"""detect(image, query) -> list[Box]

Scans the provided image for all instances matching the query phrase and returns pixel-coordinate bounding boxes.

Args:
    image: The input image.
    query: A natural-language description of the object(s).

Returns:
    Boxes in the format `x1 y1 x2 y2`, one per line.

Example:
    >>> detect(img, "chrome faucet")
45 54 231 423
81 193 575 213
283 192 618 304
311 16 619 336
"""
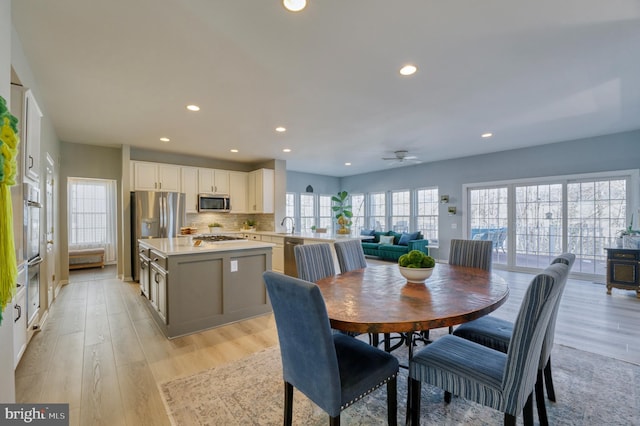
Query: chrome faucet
281 216 295 234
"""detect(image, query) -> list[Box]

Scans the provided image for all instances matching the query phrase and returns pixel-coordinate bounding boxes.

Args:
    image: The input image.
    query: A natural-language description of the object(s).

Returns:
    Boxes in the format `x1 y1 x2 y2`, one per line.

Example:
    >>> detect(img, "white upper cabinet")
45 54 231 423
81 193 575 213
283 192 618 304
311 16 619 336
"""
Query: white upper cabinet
228 171 248 213
132 161 181 191
180 167 199 213
197 168 230 194
248 168 274 214
11 86 42 182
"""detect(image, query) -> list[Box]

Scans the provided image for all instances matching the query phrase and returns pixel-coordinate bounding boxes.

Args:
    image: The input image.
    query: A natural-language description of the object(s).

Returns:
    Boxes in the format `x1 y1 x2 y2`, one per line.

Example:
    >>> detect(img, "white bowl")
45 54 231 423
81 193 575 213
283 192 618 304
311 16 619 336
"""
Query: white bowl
399 265 434 283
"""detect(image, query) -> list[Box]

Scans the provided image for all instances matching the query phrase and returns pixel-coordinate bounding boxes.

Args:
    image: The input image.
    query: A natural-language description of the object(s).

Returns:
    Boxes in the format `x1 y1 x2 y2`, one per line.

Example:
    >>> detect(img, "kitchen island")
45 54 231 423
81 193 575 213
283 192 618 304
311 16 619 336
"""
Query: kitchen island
238 231 366 276
138 237 273 338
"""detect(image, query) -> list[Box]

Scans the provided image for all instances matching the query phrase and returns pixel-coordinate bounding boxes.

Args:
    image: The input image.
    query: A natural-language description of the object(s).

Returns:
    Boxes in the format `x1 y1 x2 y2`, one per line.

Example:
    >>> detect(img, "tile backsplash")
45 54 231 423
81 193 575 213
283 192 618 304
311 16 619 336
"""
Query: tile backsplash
186 213 275 233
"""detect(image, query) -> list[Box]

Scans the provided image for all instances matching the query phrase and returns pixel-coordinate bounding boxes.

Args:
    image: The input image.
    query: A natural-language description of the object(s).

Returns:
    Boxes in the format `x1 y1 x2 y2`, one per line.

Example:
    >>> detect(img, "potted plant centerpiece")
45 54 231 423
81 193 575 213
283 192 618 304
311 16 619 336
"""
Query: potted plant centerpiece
398 250 436 283
243 219 257 231
332 190 353 234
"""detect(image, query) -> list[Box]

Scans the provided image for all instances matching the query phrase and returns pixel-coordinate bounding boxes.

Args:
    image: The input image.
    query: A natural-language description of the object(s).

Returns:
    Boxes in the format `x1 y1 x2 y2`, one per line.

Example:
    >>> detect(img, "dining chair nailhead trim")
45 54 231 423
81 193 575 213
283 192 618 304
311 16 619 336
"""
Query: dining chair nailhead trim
340 373 397 410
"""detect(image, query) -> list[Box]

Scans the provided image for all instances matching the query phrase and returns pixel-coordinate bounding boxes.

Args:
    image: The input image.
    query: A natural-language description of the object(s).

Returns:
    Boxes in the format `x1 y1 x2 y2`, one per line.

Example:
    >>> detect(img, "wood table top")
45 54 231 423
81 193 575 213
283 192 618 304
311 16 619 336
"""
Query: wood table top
315 263 509 334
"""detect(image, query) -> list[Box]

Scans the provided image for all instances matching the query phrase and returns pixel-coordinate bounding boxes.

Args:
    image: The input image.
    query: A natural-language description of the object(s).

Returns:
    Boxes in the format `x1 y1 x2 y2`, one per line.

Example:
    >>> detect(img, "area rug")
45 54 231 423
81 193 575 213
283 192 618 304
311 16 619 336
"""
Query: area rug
161 343 640 425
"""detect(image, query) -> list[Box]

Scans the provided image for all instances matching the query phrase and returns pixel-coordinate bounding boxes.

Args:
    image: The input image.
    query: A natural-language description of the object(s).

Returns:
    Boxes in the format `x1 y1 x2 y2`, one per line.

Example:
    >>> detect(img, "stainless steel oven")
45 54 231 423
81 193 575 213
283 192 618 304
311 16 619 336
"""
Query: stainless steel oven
24 182 42 325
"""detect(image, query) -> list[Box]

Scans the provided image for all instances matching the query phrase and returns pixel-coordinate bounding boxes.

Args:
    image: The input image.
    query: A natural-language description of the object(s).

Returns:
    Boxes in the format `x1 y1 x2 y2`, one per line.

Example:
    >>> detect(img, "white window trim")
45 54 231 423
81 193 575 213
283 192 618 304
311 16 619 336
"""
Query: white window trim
463 169 640 239
462 169 640 279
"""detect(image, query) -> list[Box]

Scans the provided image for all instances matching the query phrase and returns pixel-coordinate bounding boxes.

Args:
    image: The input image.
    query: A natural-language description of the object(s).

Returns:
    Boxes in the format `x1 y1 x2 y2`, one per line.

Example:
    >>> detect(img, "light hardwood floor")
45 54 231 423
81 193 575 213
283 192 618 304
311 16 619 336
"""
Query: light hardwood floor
15 263 640 425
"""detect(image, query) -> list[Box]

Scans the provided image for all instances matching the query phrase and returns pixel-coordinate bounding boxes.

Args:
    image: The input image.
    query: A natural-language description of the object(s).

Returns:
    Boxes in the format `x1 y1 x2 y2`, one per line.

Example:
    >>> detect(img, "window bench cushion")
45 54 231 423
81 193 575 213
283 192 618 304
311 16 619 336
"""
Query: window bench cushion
69 248 105 269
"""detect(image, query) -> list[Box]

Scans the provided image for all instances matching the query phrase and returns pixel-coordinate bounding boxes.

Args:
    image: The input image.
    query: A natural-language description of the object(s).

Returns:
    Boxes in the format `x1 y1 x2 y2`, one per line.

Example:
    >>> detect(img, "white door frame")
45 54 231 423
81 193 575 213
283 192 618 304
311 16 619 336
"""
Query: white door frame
45 153 57 306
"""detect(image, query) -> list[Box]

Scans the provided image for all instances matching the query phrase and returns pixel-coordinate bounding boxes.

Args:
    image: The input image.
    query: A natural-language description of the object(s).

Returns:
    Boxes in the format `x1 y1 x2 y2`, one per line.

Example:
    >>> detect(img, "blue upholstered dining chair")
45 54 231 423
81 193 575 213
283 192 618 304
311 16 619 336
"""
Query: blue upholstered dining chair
294 243 336 282
334 239 367 273
452 253 575 425
263 271 399 426
408 262 570 426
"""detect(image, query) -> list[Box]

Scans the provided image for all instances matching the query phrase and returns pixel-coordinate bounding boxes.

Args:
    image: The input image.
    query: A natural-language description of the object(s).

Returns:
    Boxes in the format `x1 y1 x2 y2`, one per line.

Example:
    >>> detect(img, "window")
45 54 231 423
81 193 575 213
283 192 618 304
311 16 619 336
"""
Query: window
515 184 562 269
469 186 509 264
391 190 410 233
416 188 439 243
350 193 365 235
567 178 627 275
285 192 295 218
300 193 315 231
369 192 386 231
318 195 333 231
68 178 117 262
465 171 635 278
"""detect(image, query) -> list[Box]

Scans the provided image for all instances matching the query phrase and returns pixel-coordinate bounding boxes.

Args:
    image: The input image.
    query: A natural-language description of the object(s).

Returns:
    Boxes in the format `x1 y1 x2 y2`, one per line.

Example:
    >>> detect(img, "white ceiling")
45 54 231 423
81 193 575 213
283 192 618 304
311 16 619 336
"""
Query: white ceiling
11 0 640 177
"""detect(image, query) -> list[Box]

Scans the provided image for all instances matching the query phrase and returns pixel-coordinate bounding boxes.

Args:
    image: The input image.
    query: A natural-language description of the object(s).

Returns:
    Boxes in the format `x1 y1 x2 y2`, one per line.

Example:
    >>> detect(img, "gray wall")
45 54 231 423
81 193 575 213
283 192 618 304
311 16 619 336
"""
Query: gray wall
335 130 640 259
60 142 122 282
286 171 341 195
11 24 62 308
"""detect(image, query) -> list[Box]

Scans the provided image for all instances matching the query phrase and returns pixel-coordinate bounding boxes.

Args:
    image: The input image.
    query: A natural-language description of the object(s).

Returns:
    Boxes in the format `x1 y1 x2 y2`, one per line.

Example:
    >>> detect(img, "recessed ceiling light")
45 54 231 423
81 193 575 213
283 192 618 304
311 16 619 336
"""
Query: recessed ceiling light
160 137 170 142
230 149 239 153
186 104 200 111
345 162 352 166
282 148 292 153
275 126 287 132
283 0 306 12
399 64 417 76
481 132 493 138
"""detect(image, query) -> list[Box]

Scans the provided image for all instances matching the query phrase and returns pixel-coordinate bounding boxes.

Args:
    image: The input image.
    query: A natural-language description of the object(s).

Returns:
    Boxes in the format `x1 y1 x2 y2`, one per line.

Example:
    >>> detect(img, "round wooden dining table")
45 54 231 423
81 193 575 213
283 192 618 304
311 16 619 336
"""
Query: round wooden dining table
314 263 509 335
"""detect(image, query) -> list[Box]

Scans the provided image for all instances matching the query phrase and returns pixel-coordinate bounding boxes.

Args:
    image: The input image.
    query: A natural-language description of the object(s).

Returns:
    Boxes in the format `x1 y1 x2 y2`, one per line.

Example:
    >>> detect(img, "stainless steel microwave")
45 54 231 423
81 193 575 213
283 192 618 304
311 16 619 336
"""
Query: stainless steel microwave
198 194 230 212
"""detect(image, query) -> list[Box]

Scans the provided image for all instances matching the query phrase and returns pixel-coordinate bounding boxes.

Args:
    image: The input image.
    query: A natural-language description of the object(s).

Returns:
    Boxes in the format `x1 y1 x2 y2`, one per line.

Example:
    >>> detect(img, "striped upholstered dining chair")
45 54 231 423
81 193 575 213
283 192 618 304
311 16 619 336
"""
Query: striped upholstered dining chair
408 262 570 426
422 238 494 337
333 239 367 273
294 243 336 282
448 239 493 270
452 253 575 425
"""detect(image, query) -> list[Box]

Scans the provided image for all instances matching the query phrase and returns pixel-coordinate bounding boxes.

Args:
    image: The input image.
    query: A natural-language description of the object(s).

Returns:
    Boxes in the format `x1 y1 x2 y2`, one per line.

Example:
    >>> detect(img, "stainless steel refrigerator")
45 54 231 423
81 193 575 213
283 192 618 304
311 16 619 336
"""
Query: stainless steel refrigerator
131 191 185 281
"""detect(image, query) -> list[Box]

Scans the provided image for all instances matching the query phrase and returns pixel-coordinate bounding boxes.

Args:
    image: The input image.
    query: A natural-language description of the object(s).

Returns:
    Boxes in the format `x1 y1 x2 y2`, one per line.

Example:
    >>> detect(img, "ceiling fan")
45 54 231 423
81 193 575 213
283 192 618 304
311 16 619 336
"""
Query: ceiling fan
382 150 421 166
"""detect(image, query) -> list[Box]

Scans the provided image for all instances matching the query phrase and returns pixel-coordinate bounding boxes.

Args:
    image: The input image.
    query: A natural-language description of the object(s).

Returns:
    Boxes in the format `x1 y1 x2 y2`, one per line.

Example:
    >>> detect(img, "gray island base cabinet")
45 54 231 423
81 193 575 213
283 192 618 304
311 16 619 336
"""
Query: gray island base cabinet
139 239 273 338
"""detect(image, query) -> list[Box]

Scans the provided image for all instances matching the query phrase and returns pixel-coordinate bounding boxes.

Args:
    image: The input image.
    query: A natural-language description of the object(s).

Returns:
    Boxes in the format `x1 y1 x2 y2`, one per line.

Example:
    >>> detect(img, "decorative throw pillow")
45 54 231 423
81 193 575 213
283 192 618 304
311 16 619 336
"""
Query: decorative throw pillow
373 231 388 243
389 231 403 245
379 235 395 245
360 229 375 236
398 231 421 246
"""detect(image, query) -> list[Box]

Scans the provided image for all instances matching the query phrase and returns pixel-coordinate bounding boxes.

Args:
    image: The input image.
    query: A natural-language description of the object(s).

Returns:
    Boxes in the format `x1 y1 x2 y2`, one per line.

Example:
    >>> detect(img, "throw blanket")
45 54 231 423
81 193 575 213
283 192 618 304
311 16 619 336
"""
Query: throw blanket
0 95 20 324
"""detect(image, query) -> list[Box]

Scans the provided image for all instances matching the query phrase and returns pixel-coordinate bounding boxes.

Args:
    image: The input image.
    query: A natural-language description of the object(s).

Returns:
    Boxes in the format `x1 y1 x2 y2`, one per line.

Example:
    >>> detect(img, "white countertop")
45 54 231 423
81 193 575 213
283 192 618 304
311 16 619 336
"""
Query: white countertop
139 237 274 256
249 231 366 242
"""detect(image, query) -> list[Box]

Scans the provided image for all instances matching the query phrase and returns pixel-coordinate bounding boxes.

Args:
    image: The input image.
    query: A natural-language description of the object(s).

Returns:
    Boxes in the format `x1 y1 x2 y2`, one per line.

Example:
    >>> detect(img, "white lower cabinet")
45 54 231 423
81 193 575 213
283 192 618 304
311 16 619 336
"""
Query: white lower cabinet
150 251 168 324
260 235 284 272
13 283 27 369
272 238 284 273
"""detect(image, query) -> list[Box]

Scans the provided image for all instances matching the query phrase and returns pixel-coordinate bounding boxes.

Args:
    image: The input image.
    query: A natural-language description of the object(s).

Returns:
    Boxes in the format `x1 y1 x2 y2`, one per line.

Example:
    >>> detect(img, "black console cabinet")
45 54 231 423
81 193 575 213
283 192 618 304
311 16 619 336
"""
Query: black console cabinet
605 248 640 298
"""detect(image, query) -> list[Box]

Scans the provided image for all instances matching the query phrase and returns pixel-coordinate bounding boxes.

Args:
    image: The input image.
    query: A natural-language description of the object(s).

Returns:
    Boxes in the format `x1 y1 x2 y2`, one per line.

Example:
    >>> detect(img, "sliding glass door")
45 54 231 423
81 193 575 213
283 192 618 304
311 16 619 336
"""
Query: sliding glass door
567 178 626 275
514 183 563 269
466 172 634 278
468 187 508 265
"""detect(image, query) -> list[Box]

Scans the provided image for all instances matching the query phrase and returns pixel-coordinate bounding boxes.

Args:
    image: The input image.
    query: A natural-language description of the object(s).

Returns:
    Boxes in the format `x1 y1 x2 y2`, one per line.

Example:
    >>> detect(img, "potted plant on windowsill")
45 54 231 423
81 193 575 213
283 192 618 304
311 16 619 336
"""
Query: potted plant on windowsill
332 190 353 235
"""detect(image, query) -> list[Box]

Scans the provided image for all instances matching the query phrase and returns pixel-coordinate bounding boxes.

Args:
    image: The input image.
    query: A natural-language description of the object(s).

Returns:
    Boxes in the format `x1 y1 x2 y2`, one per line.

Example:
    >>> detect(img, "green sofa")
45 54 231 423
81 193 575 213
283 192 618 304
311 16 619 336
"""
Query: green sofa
360 230 429 261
